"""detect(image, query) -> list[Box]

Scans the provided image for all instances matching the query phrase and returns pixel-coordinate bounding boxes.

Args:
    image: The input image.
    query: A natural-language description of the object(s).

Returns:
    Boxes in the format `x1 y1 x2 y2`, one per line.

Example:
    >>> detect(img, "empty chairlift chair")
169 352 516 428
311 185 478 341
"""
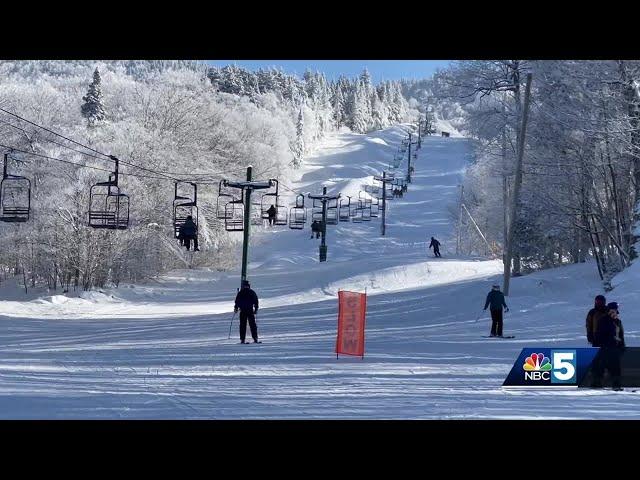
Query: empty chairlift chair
216 180 235 220
88 157 129 230
288 194 307 230
0 153 31 223
224 198 244 231
325 198 338 225
339 196 352 222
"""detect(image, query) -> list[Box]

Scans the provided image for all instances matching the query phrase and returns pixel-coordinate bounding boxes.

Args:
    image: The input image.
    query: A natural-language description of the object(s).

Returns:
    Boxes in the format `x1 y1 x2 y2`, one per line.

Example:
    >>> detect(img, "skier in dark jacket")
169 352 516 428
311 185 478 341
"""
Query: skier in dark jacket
234 280 260 344
484 284 509 337
586 295 608 346
310 220 321 239
429 237 441 257
266 205 277 226
591 302 625 390
178 216 199 251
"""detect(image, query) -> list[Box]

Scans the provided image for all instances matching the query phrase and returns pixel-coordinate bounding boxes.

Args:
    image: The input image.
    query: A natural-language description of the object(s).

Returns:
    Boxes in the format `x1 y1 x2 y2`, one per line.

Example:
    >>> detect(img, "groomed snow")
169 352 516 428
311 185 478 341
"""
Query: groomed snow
1 125 638 419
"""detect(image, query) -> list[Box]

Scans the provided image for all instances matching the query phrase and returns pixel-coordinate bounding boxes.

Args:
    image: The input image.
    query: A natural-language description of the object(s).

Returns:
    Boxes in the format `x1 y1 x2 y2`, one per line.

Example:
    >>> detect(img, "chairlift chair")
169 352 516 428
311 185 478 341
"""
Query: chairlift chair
275 202 288 225
0 168 31 223
260 179 280 219
88 158 130 230
288 194 307 230
325 198 338 225
0 180 31 222
339 196 351 222
173 182 198 239
216 180 235 219
224 199 245 231
311 197 324 223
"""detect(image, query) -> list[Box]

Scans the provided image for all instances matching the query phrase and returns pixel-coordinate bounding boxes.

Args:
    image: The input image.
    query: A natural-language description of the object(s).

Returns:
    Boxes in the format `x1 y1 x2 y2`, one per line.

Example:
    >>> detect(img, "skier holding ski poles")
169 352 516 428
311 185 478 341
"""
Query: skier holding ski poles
483 284 509 337
234 280 261 344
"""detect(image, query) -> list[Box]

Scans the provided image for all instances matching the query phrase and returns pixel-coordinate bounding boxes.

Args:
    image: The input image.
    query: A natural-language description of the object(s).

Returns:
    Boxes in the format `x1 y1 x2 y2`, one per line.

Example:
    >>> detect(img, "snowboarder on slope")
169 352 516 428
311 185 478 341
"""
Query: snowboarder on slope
586 295 608 346
429 237 441 257
234 280 260 344
484 284 509 337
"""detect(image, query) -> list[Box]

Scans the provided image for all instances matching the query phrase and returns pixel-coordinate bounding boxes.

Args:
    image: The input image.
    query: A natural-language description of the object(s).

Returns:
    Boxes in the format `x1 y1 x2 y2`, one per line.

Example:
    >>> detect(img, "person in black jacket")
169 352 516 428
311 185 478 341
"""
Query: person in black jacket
592 302 625 390
429 237 441 257
310 220 321 239
234 280 260 344
484 284 509 337
586 295 608 346
178 216 199 251
266 205 277 226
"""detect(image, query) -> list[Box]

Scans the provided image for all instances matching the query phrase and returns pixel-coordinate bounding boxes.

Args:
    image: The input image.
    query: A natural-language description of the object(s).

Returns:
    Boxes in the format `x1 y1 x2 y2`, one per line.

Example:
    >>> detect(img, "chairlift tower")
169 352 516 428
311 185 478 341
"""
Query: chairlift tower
307 186 340 262
222 166 274 287
374 171 395 236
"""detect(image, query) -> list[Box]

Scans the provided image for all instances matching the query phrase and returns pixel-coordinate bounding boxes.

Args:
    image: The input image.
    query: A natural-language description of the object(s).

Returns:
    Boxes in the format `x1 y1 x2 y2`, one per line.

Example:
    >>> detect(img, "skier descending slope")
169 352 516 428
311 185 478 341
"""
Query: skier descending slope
429 237 441 258
234 280 261 344
483 284 509 337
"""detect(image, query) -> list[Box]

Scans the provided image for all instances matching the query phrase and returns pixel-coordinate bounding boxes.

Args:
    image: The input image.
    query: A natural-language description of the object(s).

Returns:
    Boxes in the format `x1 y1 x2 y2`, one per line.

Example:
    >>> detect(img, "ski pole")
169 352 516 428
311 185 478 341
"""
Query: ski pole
227 311 237 339
475 310 485 322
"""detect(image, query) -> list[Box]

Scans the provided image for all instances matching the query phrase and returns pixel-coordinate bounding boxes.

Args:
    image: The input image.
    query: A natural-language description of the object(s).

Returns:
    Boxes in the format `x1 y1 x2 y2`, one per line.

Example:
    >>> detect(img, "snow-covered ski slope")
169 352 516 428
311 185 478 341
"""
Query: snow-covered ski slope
1 125 639 419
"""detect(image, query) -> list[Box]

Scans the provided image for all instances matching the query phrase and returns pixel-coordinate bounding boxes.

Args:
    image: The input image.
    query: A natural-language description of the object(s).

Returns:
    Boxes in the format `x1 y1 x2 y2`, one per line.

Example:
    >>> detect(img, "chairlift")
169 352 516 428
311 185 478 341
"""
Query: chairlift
0 153 31 223
251 201 263 226
216 180 235 219
288 194 307 230
260 179 280 219
311 197 324 223
88 157 129 230
224 199 244 231
339 196 352 222
173 182 198 239
326 198 338 225
275 202 288 226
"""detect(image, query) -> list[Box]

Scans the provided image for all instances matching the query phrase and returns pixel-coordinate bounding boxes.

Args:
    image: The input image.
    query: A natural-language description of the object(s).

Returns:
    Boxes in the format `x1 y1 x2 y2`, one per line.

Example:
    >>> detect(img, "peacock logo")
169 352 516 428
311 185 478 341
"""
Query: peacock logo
523 353 552 380
523 353 552 371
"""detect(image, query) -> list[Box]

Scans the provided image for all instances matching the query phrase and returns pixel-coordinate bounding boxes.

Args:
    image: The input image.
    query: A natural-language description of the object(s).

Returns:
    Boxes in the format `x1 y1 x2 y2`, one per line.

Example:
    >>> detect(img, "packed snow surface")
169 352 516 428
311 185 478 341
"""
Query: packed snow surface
1 125 638 418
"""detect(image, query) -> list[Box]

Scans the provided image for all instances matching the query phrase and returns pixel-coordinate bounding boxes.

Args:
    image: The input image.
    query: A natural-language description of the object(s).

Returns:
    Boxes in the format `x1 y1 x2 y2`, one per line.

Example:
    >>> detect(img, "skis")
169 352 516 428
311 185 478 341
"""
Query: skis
239 341 262 344
482 335 515 339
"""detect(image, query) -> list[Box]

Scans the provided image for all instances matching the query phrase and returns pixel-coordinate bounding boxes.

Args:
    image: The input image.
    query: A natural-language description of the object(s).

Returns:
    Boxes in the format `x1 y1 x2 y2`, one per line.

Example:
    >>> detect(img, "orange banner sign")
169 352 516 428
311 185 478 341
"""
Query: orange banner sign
336 290 367 358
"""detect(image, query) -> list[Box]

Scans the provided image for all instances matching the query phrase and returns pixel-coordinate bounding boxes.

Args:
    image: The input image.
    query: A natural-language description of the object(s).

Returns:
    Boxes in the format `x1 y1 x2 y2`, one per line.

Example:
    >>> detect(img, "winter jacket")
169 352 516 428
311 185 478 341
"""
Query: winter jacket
179 218 197 237
594 314 622 348
586 306 609 345
234 288 259 313
429 238 440 249
484 290 508 311
266 206 277 218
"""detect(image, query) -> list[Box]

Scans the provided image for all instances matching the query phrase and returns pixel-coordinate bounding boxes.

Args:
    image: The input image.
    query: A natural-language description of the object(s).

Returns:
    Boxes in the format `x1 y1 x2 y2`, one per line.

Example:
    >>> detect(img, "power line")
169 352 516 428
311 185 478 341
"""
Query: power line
0 143 174 181
0 107 249 181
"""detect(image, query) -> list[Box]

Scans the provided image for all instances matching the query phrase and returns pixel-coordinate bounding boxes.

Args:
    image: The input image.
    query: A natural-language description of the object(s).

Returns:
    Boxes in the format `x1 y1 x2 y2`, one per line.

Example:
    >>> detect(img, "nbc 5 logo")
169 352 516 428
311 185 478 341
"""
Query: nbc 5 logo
523 350 576 383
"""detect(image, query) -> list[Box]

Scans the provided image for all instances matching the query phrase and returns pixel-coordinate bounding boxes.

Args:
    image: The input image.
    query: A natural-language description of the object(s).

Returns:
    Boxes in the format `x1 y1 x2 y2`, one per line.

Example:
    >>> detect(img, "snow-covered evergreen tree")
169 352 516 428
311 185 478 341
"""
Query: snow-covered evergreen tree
292 108 305 167
81 68 106 126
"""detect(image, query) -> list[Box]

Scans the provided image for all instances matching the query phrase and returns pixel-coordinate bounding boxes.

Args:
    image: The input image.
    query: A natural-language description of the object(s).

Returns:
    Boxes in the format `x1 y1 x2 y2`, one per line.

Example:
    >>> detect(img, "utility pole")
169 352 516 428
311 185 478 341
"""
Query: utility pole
456 184 464 255
417 118 422 149
503 72 533 296
374 171 395 236
407 132 412 183
223 166 273 287
308 186 340 262
241 167 252 283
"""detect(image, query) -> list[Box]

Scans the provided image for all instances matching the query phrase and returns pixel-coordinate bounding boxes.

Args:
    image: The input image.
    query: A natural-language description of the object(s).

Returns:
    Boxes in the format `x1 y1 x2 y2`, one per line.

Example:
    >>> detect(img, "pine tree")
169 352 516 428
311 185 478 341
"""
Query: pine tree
292 108 305 167
81 68 106 126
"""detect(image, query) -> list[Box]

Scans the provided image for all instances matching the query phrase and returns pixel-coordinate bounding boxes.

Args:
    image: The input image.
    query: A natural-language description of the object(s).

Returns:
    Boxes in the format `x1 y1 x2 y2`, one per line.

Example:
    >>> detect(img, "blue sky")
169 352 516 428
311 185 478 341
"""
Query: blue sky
206 60 452 83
